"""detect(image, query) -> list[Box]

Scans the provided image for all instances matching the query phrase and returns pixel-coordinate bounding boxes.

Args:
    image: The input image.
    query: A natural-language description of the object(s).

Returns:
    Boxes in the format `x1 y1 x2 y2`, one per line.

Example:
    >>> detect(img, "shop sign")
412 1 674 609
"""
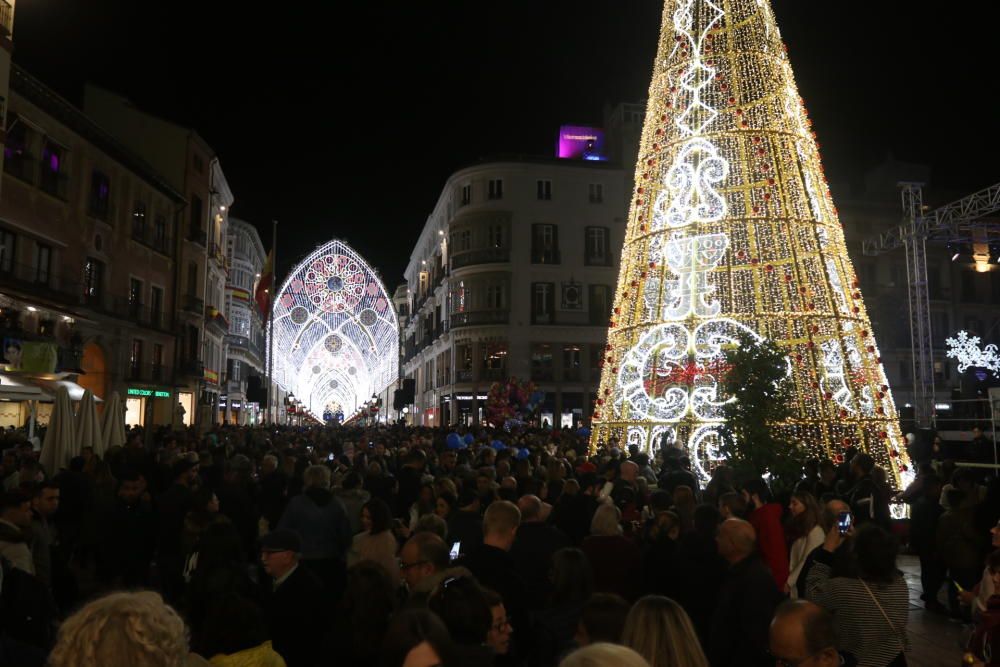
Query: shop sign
127 388 170 398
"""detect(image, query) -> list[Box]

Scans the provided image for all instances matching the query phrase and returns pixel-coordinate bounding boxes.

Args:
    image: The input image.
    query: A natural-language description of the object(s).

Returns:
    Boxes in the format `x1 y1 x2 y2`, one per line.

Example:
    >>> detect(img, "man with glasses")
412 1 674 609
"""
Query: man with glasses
769 599 856 667
399 532 452 605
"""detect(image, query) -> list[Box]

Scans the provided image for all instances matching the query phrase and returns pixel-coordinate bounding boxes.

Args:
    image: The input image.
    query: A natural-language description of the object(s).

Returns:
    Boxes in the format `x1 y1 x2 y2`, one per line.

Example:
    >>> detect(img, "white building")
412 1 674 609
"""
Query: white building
401 157 625 427
223 217 266 424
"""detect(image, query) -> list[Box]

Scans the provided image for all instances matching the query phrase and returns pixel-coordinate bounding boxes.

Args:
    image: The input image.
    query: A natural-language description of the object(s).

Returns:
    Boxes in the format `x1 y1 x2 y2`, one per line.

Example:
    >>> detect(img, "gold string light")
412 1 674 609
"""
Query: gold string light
590 0 912 489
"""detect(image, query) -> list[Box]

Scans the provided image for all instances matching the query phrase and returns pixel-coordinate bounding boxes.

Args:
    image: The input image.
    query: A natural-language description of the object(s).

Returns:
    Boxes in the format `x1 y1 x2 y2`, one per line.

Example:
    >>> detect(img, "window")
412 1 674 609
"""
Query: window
488 179 503 200
39 140 66 198
531 343 554 381
531 224 560 264
461 184 472 206
34 244 51 285
153 215 167 251
563 345 582 381
537 179 552 201
130 339 143 378
83 258 104 304
482 342 507 375
88 170 111 221
152 343 164 380
188 262 199 296
588 284 612 325
585 227 611 265
129 278 143 318
150 286 164 328
3 118 32 183
191 195 204 235
193 155 204 174
450 229 472 253
485 283 505 309
589 344 603 381
488 223 505 248
589 183 604 204
532 282 555 324
132 201 147 240
187 324 200 360
0 229 14 274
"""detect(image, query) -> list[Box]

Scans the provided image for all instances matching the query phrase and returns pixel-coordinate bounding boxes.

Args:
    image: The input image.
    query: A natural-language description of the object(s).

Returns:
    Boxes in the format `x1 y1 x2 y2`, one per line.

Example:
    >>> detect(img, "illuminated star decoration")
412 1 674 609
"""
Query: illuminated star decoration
945 330 1000 376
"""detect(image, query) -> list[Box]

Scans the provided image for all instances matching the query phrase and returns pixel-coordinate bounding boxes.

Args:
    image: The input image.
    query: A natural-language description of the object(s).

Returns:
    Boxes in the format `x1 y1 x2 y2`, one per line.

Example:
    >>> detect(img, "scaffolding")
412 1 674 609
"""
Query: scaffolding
862 182 1000 427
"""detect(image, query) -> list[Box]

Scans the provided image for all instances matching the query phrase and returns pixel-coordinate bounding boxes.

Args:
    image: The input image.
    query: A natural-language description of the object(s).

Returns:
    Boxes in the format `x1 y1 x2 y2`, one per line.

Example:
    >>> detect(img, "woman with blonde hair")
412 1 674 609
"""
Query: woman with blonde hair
48 590 209 667
560 642 651 667
621 595 708 667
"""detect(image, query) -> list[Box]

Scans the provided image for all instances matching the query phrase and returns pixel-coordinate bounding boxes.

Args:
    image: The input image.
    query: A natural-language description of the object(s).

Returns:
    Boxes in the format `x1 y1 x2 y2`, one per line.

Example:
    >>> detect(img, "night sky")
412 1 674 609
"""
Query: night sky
13 1 1000 284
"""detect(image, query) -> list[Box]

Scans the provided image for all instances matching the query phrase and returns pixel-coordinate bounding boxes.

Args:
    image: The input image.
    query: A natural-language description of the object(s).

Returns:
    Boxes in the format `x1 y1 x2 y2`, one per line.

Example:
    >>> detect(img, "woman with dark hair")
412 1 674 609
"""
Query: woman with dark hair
409 483 438 532
327 561 398 667
807 522 909 667
674 505 726 644
786 490 824 598
349 498 401 588
379 608 457 667
534 548 595 665
435 492 457 522
200 593 285 665
427 575 494 666
184 520 254 653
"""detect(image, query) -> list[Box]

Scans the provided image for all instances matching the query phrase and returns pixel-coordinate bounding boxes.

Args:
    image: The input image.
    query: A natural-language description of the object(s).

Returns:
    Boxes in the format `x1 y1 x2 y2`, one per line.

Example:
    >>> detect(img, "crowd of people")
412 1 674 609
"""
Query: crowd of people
0 421 997 666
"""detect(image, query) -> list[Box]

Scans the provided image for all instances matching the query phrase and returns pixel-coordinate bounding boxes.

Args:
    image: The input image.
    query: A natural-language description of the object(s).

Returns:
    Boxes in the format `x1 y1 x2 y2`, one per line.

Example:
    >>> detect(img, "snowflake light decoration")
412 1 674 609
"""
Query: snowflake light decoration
945 330 1000 376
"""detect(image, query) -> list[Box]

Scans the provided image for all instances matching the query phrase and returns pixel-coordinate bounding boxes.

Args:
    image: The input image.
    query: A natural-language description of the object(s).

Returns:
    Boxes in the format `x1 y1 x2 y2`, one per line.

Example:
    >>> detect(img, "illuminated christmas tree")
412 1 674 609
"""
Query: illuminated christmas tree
591 0 913 488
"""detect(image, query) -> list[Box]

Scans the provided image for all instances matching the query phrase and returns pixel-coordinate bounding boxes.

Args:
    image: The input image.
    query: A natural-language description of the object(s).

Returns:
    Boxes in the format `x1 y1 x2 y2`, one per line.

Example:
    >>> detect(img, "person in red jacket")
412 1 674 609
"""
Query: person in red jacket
743 478 789 589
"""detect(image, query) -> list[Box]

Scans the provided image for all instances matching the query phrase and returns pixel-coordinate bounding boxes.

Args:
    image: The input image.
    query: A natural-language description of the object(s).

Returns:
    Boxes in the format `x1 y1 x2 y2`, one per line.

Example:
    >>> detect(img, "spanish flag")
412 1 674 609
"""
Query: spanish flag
255 249 274 322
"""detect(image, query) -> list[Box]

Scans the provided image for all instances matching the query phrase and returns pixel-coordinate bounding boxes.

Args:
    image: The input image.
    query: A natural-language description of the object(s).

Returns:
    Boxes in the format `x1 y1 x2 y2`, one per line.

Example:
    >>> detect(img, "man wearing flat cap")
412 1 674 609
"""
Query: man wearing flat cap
259 528 328 667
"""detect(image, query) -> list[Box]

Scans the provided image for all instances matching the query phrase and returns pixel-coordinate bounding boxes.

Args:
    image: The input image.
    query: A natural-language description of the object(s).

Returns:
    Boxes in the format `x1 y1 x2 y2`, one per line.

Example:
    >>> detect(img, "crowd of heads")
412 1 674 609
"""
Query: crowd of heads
0 420 997 665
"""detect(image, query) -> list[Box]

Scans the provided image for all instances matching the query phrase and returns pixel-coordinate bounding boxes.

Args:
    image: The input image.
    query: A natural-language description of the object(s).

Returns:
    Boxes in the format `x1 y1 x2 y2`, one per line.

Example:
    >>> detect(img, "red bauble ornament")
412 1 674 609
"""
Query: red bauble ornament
824 392 833 400
842 438 851 446
852 306 860 313
835 455 844 464
880 385 888 392
765 264 774 272
637 187 645 194
811 382 819 389
752 136 761 144
750 257 760 265
807 342 815 349
660 114 667 121
811 325 820 333
614 307 621 314
867 346 875 353
795 354 803 362
728 96 736 104
900 465 909 472
649 262 657 269
879 431 888 439
767 178 776 186
741 121 749 128
763 193 772 200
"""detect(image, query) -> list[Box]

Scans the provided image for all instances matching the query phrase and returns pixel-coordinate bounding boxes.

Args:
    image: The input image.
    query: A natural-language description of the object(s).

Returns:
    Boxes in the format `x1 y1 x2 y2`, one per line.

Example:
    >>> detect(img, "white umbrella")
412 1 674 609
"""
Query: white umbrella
75 389 104 458
39 386 75 475
99 390 126 456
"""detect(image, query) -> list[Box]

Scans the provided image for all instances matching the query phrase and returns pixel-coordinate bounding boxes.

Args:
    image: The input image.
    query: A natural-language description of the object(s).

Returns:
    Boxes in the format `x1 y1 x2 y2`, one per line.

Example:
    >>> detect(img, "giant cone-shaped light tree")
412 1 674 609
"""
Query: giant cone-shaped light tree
591 0 913 488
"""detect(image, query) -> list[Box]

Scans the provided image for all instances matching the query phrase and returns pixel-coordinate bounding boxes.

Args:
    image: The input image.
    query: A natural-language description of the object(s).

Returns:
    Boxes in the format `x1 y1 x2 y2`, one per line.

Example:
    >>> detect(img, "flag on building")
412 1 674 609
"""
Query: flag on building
255 249 274 321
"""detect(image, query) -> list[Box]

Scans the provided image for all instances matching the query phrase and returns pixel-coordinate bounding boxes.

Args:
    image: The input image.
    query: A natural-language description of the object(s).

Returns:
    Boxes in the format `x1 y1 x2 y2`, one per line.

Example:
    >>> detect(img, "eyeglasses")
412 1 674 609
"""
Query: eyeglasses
491 617 511 634
768 650 822 667
399 559 429 571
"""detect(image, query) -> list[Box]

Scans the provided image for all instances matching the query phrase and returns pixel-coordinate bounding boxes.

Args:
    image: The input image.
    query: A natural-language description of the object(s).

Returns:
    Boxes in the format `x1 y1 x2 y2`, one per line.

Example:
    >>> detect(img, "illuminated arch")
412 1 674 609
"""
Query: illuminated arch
270 240 398 418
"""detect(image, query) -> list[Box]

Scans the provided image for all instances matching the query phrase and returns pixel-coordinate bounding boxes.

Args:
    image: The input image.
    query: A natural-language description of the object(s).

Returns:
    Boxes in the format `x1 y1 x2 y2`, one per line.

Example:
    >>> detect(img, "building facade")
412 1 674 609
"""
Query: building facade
83 85 229 427
401 158 625 427
0 0 17 194
223 217 265 424
0 65 185 428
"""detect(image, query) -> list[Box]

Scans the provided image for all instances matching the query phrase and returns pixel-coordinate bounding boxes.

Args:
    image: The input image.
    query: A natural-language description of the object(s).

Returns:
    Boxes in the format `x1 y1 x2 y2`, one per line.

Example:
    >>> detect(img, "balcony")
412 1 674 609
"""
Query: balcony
204 305 229 336
127 363 174 385
3 154 35 185
451 247 510 271
531 249 561 265
482 367 505 381
455 369 473 383
450 310 509 328
176 358 204 378
187 227 207 246
182 294 204 315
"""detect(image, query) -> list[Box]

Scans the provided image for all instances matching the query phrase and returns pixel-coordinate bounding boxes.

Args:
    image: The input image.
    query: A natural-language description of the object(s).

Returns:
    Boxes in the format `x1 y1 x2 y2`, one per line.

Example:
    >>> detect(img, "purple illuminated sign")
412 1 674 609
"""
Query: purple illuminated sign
557 125 607 161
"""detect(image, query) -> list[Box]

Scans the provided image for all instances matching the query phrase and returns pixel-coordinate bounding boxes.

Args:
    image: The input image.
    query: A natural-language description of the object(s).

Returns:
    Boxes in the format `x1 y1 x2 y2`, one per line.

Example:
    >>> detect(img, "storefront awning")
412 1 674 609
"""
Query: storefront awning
34 379 103 403
0 373 54 402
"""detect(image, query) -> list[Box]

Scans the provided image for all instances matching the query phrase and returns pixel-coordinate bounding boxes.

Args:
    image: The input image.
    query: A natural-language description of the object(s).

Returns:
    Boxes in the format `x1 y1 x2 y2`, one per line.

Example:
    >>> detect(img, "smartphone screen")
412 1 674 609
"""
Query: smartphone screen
837 511 853 535
449 542 461 561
